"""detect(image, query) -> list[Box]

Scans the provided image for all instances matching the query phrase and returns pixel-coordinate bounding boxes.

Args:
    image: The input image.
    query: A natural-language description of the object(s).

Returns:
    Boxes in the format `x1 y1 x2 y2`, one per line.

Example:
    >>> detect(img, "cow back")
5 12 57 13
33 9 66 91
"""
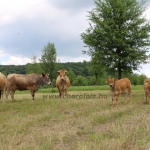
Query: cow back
115 78 131 92
7 73 50 91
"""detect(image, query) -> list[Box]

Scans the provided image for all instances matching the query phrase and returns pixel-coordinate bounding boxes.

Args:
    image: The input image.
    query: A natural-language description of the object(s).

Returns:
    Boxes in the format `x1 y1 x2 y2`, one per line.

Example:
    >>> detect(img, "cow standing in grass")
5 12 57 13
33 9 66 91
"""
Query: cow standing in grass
106 77 132 106
0 72 7 103
143 78 150 103
56 69 70 98
6 73 51 101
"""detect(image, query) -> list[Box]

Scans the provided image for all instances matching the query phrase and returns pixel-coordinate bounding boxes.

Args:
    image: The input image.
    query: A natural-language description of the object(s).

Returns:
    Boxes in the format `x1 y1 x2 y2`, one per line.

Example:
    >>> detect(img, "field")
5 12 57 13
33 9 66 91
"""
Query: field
1 85 150 150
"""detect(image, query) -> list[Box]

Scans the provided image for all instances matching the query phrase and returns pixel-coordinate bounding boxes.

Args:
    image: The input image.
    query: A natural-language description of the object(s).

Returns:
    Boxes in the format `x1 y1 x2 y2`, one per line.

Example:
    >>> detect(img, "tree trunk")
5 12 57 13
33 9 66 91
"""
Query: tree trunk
95 72 98 85
118 61 122 79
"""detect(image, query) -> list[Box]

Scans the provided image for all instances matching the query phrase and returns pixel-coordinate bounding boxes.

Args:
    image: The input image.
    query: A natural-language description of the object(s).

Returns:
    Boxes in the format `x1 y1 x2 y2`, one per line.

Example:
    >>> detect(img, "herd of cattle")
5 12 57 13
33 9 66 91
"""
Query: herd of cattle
0 69 70 103
0 69 150 105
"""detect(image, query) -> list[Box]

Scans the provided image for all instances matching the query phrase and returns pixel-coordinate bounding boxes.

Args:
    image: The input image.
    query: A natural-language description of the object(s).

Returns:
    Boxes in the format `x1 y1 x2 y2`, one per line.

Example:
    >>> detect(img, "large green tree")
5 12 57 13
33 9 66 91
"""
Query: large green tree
40 42 57 83
81 0 150 79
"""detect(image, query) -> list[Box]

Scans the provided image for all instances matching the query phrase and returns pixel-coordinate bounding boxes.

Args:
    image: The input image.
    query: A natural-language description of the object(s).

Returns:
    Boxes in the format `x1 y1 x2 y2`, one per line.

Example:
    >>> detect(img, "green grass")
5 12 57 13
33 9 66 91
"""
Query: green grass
1 88 150 150
15 85 144 94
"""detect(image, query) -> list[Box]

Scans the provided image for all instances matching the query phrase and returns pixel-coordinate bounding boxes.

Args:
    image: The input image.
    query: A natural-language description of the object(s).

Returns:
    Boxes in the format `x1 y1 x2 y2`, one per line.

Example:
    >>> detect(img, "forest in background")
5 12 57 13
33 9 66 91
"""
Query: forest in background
0 61 147 86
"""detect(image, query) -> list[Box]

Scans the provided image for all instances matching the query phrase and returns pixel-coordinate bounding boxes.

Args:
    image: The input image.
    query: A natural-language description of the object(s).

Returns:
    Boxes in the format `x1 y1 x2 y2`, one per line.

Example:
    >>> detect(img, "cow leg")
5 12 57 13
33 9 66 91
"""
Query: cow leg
0 90 1 100
122 92 126 104
145 92 148 103
148 93 150 104
65 87 68 96
124 91 128 104
112 97 114 106
62 88 64 98
128 90 132 104
1 89 4 103
116 95 118 106
112 94 115 106
29 88 35 100
116 92 120 106
30 90 35 100
58 89 61 98
6 88 11 101
10 90 15 100
32 93 35 100
6 90 9 101
62 89 65 98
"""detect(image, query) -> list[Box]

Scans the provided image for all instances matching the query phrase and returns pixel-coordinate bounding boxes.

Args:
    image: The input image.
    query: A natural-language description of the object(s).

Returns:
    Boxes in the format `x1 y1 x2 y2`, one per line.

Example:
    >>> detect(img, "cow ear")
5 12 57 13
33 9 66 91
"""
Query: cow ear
65 70 67 73
57 71 60 74
42 73 45 77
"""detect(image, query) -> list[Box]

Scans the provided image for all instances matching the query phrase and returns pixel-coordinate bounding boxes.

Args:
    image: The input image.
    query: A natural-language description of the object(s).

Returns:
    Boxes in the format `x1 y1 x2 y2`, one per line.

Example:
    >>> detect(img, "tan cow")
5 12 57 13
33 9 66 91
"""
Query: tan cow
56 69 70 97
106 77 132 106
0 72 7 103
6 73 51 101
143 78 150 103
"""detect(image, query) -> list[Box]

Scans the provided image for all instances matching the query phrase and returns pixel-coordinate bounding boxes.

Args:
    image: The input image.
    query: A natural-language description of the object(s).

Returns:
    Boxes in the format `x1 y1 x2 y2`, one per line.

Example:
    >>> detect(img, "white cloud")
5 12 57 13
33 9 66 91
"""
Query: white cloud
1 55 32 65
0 0 51 26
144 6 150 19
0 50 7 58
1 55 90 65
142 69 150 77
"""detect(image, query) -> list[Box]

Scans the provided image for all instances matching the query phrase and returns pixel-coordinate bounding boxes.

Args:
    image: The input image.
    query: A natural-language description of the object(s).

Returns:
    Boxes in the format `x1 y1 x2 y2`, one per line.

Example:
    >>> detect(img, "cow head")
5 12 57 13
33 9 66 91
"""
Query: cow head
57 69 67 81
42 73 51 85
106 78 115 88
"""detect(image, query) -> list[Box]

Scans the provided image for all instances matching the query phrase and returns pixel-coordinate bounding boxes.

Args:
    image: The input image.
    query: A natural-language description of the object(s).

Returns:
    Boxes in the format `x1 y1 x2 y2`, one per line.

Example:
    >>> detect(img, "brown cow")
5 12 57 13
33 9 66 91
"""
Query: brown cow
0 72 7 103
143 78 150 103
106 77 132 106
56 69 70 98
6 73 51 101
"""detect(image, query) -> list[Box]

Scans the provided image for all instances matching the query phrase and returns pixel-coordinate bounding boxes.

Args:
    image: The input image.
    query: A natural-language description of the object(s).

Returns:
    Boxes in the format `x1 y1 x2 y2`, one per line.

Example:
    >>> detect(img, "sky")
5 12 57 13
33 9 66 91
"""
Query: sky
0 0 150 76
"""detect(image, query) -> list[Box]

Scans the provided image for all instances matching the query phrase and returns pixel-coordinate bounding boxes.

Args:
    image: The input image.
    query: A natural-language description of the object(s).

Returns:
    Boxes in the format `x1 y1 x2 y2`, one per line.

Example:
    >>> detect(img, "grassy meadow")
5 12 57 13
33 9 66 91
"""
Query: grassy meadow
1 85 150 150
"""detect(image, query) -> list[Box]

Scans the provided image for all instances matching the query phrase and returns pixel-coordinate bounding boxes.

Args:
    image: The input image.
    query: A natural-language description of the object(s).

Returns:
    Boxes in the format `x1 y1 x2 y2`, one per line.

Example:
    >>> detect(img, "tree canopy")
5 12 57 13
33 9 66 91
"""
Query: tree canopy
40 42 57 80
81 0 150 79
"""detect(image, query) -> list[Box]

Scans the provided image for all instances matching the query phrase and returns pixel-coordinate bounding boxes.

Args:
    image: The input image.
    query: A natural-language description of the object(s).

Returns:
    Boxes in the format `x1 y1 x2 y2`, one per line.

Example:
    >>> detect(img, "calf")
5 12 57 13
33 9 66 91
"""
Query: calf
56 69 70 98
106 77 132 106
143 78 150 103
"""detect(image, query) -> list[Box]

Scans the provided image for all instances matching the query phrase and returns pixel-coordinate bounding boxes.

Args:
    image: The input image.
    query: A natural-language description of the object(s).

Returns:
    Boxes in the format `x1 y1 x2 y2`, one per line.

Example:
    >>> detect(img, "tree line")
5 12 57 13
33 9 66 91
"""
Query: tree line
0 62 147 86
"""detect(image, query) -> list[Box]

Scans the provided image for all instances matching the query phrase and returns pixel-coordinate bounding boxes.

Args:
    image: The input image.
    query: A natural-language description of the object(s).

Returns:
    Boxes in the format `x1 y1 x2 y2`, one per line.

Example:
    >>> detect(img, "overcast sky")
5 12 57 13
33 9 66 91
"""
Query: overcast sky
0 0 150 76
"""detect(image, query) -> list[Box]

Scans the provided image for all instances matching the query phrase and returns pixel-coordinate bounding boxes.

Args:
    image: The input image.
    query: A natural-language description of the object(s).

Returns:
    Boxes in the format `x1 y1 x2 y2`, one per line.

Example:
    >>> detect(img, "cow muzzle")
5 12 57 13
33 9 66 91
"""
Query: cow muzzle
109 84 113 88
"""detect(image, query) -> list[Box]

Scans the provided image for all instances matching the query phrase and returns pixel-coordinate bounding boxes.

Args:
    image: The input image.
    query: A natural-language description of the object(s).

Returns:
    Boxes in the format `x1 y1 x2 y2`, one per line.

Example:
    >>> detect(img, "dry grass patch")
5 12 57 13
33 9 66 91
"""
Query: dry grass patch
0 90 150 150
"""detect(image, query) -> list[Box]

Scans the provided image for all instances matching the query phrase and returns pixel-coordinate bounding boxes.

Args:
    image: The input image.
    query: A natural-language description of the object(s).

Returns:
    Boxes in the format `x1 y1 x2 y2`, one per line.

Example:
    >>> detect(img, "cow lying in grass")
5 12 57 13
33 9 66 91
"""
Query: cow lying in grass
106 77 132 106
